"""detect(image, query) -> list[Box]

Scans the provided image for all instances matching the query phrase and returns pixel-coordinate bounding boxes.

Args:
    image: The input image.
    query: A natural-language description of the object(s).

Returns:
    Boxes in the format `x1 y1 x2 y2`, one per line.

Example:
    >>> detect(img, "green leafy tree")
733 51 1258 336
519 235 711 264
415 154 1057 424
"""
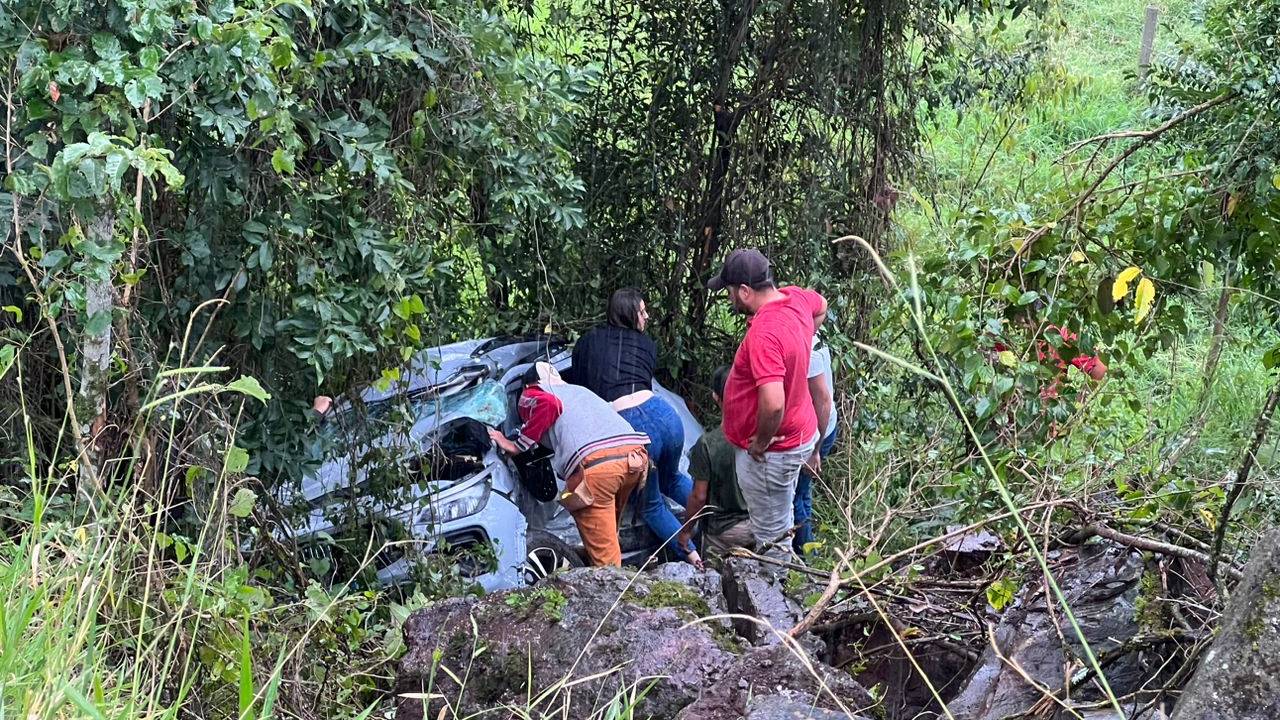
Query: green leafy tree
1 0 590 484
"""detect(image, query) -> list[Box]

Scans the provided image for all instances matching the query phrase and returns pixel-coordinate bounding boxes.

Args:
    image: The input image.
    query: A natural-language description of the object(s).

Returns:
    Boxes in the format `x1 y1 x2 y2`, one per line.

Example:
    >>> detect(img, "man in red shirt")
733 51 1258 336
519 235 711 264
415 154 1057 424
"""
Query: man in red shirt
708 248 827 559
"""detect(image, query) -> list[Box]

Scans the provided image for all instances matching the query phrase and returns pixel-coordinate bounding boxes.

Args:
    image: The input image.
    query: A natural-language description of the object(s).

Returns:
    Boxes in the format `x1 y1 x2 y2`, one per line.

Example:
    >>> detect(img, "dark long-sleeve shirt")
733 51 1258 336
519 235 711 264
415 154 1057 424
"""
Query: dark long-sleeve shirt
569 325 658 402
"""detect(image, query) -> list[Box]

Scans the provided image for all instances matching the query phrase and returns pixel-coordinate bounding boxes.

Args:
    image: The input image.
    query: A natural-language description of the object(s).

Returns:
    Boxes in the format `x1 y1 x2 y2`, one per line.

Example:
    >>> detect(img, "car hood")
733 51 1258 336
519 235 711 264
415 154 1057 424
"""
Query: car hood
290 337 567 507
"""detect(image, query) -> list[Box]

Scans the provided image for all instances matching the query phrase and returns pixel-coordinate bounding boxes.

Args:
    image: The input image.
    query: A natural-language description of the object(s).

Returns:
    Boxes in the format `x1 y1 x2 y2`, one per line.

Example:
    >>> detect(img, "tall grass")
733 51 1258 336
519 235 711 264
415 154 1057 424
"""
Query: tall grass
903 0 1206 241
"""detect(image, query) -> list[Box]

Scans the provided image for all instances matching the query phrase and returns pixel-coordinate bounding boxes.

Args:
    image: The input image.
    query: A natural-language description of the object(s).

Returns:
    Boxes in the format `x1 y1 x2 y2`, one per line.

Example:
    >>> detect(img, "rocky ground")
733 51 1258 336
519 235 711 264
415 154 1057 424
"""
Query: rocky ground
395 531 1280 719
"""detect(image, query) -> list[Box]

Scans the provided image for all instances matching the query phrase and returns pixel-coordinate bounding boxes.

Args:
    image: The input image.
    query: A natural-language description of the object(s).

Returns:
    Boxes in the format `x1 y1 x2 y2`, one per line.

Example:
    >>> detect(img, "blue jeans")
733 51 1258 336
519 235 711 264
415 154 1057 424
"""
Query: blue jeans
793 427 837 553
620 396 694 558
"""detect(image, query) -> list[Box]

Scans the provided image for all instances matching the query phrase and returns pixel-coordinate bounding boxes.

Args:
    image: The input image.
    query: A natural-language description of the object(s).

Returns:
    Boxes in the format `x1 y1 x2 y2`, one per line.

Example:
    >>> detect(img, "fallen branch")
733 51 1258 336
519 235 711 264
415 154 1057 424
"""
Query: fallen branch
1069 523 1243 582
788 550 849 638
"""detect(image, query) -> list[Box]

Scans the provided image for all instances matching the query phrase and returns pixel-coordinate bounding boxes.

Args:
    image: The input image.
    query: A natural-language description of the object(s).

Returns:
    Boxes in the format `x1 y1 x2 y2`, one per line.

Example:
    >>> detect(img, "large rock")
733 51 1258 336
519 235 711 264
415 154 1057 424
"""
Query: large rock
949 541 1153 719
676 644 875 720
1173 530 1280 720
744 695 862 719
722 557 805 646
395 566 871 720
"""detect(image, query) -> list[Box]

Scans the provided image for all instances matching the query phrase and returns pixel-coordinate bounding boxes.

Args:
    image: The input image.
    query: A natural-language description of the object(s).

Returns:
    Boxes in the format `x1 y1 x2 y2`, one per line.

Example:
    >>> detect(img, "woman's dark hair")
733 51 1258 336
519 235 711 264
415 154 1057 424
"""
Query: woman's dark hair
711 365 731 399
607 288 646 330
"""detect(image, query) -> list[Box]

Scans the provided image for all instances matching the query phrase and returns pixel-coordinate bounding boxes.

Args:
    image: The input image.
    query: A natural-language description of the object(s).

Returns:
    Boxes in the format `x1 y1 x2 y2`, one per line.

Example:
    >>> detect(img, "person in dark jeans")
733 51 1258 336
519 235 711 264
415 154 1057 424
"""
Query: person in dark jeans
569 288 699 565
793 334 836 554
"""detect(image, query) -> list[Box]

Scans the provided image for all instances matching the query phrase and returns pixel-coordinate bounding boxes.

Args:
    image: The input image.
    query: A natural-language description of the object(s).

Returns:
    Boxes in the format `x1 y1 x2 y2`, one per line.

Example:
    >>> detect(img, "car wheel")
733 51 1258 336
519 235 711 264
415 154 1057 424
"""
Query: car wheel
522 530 584 584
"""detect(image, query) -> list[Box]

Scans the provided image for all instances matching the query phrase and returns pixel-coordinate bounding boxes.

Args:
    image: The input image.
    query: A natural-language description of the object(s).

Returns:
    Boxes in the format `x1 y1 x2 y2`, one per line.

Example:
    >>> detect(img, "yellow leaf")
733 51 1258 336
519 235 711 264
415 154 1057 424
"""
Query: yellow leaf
998 350 1017 367
1227 193 1239 217
1112 266 1142 302
1068 250 1087 264
1199 506 1217 531
1134 277 1155 324
802 541 825 554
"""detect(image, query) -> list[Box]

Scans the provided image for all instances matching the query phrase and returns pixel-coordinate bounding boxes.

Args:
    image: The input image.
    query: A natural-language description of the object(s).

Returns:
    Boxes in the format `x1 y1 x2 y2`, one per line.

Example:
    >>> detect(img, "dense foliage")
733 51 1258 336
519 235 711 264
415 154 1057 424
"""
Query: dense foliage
1 0 591 481
4 0 1280 717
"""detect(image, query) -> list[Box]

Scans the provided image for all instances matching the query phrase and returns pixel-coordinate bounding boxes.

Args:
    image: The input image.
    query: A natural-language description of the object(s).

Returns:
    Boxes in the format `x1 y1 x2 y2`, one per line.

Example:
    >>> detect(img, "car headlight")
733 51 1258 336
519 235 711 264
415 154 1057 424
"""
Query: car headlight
419 479 491 526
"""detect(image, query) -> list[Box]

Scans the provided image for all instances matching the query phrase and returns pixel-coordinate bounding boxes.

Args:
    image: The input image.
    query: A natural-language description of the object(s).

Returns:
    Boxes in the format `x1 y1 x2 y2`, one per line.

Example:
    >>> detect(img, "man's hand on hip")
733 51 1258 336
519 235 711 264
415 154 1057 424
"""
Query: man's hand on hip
748 434 786 461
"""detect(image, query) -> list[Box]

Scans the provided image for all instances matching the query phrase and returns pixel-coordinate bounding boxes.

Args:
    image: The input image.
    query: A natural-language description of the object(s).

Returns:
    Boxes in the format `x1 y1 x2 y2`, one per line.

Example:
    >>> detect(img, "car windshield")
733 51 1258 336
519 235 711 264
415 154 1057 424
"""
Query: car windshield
319 379 507 453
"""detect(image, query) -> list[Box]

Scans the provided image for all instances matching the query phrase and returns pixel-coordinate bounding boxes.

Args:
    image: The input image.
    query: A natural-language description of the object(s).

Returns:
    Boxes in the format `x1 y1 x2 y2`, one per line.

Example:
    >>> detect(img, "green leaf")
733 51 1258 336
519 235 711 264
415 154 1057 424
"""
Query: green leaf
226 375 271 403
239 616 255 717
84 310 112 337
38 249 67 268
61 682 106 720
1015 290 1039 306
138 46 162 70
229 487 257 517
271 148 295 175
269 38 294 68
1200 260 1215 288
975 396 992 418
124 79 147 108
1262 345 1280 370
224 446 250 475
986 577 1018 611
4 305 24 323
0 345 15 382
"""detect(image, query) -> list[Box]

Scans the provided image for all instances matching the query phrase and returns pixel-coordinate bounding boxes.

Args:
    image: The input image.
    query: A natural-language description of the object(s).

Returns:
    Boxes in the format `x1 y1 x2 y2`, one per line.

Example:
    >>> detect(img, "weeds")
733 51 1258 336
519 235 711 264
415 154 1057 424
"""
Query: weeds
504 586 569 622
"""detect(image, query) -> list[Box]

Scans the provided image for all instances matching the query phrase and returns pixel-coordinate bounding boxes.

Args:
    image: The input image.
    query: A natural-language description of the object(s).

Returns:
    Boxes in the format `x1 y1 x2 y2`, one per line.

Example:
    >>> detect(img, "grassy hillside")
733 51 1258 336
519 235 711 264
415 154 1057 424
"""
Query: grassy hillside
904 0 1204 236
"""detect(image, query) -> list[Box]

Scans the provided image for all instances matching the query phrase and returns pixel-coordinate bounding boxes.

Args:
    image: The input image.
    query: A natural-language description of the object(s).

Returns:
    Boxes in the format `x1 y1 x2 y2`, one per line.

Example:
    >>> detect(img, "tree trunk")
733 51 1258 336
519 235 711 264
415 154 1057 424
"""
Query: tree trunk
685 105 744 336
469 179 508 314
78 208 115 505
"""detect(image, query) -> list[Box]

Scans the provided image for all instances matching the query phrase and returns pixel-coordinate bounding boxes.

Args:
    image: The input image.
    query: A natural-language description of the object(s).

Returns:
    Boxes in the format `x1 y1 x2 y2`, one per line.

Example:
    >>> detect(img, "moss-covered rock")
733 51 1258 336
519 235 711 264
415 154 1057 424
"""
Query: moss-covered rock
1173 530 1280 720
395 566 871 720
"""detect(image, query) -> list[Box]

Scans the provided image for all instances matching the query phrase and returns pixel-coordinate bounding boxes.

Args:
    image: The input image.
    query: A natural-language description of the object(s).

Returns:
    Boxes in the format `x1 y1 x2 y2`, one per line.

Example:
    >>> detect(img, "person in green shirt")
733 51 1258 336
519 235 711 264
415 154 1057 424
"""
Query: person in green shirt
679 366 755 566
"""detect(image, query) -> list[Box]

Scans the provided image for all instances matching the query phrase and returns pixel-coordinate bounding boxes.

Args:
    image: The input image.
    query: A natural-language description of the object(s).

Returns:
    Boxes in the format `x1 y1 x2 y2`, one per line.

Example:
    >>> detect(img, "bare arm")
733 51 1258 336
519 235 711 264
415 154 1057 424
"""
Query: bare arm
808 374 832 441
680 480 710 546
813 296 828 329
488 428 520 455
749 381 785 460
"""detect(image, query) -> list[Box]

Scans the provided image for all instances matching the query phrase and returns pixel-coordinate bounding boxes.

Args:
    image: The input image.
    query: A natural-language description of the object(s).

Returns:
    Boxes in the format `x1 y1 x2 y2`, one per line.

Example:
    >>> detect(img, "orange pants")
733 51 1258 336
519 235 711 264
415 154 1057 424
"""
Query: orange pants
565 445 648 566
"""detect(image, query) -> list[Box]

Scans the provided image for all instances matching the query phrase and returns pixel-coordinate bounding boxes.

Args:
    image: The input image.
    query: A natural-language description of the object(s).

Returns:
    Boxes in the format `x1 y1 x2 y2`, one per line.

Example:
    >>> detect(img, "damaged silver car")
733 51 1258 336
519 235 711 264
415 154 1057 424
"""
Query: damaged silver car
281 336 702 591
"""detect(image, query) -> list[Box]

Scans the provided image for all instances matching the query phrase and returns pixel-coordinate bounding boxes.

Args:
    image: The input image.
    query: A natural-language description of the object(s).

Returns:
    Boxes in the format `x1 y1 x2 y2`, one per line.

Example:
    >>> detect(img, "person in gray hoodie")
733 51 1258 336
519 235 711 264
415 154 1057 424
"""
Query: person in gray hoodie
489 363 651 566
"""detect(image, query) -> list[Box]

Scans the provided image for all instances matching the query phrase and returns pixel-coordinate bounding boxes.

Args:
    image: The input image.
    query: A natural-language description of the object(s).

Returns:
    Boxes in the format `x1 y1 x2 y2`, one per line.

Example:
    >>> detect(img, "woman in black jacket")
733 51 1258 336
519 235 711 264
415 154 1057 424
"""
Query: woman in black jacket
570 289 697 563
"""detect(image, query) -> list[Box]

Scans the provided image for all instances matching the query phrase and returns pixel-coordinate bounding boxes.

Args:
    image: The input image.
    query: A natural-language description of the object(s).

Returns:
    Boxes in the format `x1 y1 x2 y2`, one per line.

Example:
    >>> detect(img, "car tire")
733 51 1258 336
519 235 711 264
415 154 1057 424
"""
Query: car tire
522 530 584 584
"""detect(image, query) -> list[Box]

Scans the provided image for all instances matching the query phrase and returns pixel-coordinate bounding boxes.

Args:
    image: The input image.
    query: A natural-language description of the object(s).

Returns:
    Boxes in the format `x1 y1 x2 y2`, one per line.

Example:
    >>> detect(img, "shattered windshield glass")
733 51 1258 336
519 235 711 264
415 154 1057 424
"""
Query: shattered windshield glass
319 379 508 454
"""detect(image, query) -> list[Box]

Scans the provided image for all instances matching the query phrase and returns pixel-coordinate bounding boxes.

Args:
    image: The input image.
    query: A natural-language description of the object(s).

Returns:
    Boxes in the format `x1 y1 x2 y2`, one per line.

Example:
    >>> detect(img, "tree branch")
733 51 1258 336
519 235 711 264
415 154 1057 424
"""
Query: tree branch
1020 91 1236 253
1070 523 1243 582
1209 372 1280 582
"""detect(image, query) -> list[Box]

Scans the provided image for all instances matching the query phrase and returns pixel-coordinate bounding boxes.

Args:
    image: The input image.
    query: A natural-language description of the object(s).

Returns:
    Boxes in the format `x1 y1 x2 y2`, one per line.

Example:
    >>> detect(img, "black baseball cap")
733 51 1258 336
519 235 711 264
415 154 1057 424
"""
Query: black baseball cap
707 248 772 291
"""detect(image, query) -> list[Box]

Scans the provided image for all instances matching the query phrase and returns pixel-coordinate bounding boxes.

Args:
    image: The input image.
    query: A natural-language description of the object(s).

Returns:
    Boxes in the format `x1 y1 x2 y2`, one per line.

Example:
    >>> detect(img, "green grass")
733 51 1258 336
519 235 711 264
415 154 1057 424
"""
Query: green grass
902 0 1206 243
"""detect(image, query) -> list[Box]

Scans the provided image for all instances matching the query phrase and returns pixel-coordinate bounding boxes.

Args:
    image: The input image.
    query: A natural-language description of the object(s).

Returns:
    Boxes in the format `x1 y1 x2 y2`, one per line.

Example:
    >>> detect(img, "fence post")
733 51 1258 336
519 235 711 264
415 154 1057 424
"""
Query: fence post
1139 5 1159 80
